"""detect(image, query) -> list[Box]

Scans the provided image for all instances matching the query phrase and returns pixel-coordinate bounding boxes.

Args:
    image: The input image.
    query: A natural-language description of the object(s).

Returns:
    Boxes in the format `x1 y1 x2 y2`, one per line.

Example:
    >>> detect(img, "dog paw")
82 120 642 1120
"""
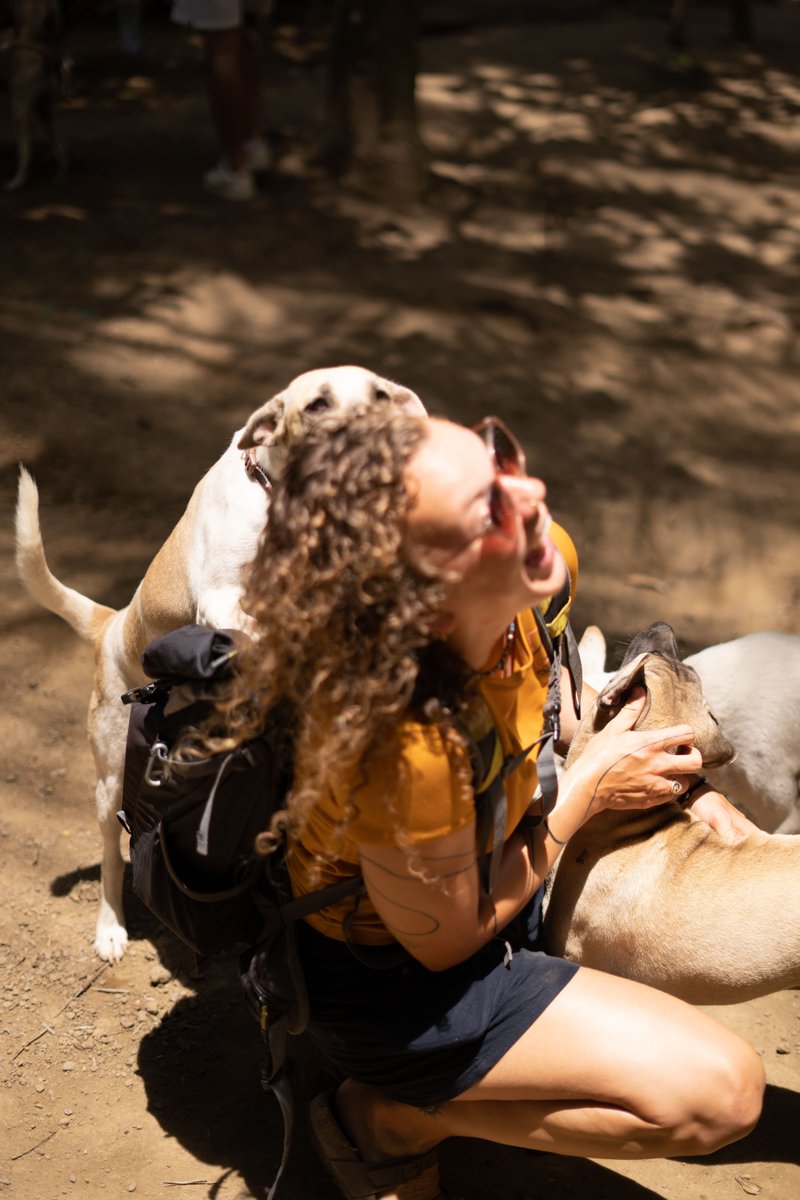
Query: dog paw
94 922 129 962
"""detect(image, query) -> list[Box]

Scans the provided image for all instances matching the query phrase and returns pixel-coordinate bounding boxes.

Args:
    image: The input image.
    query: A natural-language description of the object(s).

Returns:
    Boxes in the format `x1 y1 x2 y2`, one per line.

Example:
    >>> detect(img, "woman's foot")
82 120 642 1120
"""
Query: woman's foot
244 136 272 171
310 1087 445 1200
202 160 255 200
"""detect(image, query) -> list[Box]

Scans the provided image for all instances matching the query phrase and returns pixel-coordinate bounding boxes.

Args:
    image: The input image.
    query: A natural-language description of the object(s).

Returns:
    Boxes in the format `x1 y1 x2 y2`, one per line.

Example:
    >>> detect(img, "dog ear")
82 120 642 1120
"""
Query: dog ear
595 652 652 725
621 621 679 666
238 395 285 450
378 378 427 416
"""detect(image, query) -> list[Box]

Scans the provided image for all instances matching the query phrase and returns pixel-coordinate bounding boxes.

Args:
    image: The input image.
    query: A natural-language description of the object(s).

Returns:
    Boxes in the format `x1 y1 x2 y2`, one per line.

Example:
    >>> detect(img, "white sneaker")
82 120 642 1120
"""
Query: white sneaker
244 137 272 171
203 161 255 201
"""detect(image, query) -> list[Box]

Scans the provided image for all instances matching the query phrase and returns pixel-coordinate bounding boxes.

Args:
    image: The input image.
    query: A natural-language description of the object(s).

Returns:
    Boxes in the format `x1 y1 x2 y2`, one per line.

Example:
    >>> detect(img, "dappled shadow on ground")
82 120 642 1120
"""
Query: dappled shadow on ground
2 9 799 1199
2 5 798 648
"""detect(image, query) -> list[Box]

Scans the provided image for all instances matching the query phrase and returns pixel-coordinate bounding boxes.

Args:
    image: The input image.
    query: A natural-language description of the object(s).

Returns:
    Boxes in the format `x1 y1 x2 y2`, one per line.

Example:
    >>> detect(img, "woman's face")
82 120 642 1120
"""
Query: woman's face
405 418 567 631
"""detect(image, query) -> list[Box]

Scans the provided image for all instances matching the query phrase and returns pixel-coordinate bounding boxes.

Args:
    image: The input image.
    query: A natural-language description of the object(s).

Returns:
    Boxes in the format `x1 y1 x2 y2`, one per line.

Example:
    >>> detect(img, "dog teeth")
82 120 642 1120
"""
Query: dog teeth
528 512 552 552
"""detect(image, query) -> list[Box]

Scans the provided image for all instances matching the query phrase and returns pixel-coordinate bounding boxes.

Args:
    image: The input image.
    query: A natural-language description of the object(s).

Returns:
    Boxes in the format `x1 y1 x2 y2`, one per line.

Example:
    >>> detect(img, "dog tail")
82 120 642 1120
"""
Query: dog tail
15 466 115 642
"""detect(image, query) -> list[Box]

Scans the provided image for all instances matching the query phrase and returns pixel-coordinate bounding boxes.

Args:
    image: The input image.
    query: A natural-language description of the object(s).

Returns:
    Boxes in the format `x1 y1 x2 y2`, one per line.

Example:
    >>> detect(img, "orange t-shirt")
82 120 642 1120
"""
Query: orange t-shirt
286 524 578 945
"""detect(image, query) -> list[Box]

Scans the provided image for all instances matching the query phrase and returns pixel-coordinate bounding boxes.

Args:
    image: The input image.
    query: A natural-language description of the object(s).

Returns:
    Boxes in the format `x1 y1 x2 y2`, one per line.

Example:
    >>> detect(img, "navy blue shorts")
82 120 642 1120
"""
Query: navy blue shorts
297 886 579 1108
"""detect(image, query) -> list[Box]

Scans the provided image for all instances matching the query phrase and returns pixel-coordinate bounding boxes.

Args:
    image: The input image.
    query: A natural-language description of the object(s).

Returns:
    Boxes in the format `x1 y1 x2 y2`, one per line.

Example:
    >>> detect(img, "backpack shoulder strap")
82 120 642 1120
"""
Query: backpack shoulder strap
530 553 583 816
469 561 585 889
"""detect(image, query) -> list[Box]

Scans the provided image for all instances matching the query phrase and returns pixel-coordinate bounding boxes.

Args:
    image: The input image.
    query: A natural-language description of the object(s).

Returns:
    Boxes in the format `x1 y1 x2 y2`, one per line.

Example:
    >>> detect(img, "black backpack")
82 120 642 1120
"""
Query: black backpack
118 624 362 1200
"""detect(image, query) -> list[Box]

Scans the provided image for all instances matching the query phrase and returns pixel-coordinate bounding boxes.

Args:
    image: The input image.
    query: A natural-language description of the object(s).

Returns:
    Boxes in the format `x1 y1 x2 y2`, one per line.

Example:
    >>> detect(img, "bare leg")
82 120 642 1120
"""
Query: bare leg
201 27 249 170
337 967 764 1164
7 57 35 191
240 24 264 145
38 88 68 179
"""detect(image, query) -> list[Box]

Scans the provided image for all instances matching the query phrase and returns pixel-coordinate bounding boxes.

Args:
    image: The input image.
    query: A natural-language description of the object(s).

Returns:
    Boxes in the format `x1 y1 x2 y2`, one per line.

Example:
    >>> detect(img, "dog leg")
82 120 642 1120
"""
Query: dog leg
94 797 128 962
89 682 130 961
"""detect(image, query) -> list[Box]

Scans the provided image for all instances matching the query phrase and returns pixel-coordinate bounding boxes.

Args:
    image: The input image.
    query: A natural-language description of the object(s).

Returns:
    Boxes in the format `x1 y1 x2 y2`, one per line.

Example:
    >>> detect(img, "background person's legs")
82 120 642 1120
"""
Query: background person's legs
200 24 269 196
240 22 269 162
172 0 268 198
202 26 250 173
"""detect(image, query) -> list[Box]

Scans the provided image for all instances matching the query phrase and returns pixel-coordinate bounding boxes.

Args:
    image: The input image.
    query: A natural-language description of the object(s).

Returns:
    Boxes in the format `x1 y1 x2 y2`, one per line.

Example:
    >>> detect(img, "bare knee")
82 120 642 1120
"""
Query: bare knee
708 1042 765 1150
672 1039 765 1155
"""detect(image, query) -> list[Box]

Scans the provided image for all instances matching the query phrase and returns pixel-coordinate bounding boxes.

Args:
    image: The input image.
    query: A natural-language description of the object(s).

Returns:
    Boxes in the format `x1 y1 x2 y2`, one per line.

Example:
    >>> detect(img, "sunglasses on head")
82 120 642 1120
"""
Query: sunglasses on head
473 416 526 477
471 417 527 535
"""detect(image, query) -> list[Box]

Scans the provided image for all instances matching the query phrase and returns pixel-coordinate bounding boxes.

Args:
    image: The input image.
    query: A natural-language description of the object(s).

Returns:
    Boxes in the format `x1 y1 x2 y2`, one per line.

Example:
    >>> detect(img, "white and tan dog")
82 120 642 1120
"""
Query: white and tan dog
544 621 800 1004
16 365 425 961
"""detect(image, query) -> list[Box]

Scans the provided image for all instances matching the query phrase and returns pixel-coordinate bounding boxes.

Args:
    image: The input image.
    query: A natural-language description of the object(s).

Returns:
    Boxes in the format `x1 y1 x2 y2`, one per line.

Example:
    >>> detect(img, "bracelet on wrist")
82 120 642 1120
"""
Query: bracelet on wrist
543 816 569 847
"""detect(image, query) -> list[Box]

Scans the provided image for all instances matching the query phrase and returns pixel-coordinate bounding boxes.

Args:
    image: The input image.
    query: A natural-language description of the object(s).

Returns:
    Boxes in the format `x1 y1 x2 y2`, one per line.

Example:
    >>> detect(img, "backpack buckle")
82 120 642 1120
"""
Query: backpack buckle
121 681 163 706
143 740 170 787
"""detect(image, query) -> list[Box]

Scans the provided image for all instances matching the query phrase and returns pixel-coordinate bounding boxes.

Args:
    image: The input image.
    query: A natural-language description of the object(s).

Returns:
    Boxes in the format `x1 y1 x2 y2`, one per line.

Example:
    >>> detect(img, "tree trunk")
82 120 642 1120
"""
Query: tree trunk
325 0 426 204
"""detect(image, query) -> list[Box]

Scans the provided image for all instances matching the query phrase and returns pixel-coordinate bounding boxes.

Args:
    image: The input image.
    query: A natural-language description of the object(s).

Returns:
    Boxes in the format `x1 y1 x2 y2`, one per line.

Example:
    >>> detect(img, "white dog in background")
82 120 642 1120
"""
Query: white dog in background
15 366 426 961
578 625 800 835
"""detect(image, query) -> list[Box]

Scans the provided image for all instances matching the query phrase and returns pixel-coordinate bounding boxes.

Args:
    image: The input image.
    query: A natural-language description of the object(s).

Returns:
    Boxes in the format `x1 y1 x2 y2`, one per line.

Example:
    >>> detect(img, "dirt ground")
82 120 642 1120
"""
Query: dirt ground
1 3 799 1198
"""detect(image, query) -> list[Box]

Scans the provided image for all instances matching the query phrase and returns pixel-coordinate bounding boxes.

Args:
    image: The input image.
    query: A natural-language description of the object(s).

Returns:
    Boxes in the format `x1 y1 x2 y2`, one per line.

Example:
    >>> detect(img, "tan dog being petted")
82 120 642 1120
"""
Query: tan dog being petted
16 366 425 961
543 621 800 1004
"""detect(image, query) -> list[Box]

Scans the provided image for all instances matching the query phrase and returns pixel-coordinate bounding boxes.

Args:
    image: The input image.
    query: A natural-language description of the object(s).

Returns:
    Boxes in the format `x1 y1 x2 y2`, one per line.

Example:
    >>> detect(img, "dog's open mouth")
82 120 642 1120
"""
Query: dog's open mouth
524 512 554 574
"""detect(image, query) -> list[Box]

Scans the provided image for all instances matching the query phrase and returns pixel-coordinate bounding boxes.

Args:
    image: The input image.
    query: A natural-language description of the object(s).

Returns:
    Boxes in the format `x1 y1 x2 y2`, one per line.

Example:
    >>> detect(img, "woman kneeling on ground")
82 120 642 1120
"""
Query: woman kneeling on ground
216 407 764 1200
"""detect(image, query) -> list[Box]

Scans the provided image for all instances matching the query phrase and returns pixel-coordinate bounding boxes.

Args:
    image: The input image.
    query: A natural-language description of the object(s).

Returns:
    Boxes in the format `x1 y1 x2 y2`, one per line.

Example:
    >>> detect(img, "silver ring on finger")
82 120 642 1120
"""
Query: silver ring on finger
670 780 682 796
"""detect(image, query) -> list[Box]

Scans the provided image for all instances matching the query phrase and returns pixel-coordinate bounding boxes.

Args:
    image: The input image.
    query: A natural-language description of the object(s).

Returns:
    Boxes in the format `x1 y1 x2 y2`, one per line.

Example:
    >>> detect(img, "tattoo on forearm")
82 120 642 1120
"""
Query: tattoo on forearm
361 873 442 937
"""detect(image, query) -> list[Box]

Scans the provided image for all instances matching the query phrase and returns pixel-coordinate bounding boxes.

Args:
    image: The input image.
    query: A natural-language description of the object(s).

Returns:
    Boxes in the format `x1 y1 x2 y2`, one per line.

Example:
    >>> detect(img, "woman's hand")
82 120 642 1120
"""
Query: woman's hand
567 689 704 819
686 785 759 844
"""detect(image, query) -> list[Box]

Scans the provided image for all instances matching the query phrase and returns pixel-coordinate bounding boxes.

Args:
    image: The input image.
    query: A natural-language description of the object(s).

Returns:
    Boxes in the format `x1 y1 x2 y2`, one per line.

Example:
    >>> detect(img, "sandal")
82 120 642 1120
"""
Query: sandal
309 1090 445 1200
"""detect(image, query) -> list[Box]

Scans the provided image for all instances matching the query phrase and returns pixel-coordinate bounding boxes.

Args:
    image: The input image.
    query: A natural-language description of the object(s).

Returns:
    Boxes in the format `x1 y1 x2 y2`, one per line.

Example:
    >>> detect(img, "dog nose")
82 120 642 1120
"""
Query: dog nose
702 738 737 769
501 475 548 528
501 474 546 509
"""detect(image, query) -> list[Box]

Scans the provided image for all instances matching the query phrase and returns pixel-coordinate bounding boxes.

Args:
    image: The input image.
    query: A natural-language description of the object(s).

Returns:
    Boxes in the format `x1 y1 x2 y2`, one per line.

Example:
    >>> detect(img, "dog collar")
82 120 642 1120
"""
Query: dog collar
242 449 272 492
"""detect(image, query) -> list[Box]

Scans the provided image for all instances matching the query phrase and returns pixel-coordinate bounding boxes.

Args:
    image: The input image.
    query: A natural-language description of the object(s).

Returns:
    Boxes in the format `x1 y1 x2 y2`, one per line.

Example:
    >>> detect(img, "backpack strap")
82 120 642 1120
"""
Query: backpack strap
473 721 553 894
244 871 365 1200
530 609 581 817
472 563 583 891
530 558 582 816
262 1061 293 1200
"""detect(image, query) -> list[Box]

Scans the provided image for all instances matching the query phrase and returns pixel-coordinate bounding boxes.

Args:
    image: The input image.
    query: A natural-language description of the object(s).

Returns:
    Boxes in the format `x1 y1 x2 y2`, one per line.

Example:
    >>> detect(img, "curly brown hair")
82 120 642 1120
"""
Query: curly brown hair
201 406 476 856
